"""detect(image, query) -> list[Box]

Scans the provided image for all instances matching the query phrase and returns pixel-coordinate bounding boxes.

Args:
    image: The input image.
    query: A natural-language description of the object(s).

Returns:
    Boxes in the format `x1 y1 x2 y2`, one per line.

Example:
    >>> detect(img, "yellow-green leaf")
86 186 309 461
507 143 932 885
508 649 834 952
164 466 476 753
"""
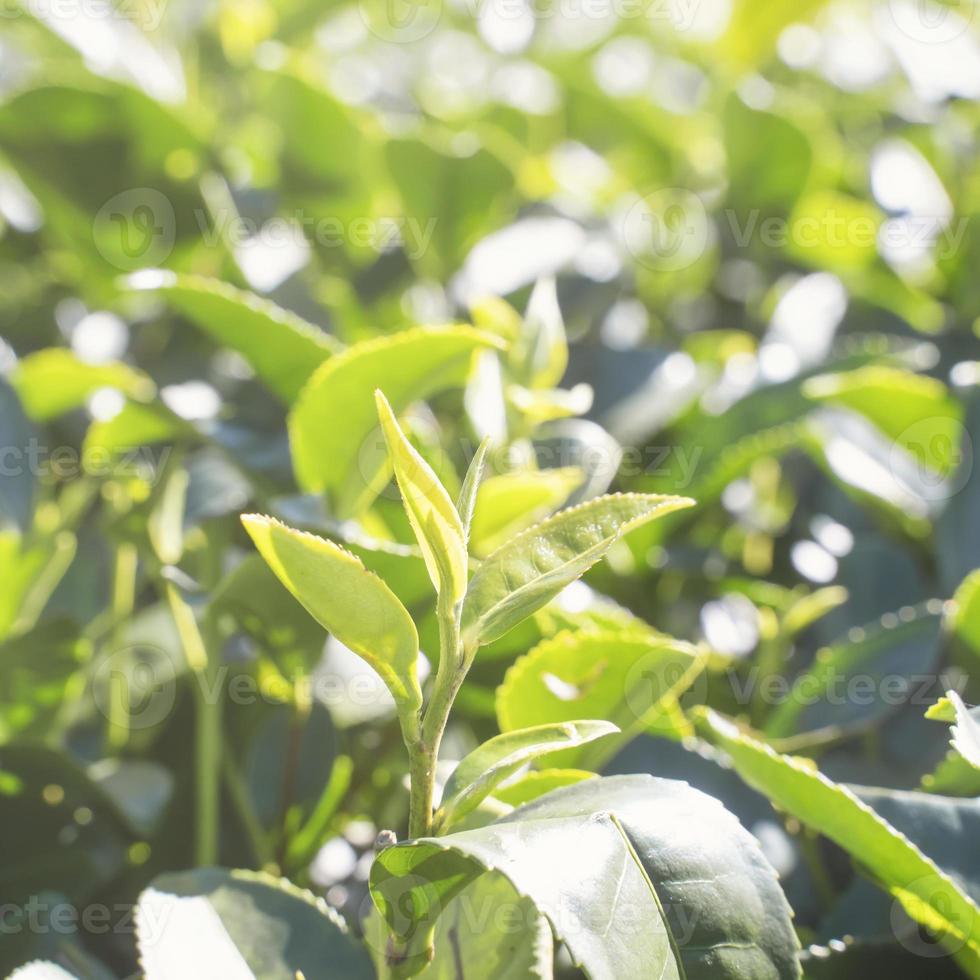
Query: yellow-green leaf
12 349 153 422
470 467 584 558
289 326 504 518
241 515 421 712
461 493 694 647
375 390 467 602
437 720 618 830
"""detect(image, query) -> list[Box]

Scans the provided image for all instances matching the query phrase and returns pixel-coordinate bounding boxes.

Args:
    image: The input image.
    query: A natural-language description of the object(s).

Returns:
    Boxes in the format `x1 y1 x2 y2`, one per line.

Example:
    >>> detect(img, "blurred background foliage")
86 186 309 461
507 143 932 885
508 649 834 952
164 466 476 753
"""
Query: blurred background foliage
1 0 980 975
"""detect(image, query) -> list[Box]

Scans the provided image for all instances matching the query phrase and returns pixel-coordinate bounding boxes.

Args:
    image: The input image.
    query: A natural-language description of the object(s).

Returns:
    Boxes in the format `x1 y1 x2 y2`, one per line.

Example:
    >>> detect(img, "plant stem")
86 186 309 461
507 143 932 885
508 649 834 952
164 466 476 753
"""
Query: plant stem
107 541 138 751
406 590 466 840
164 581 222 866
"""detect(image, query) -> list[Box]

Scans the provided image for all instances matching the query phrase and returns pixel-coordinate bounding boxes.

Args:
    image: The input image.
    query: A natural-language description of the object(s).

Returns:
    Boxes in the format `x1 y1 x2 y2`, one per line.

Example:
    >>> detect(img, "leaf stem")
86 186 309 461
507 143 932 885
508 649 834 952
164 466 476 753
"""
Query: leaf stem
407 590 467 840
163 581 222 865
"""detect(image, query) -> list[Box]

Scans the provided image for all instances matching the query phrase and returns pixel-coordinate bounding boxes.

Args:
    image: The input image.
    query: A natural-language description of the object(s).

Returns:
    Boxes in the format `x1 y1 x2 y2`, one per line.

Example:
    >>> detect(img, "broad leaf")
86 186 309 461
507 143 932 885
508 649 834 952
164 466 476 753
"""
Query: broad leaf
699 709 980 959
469 467 584 557
436 720 618 830
419 872 553 980
242 515 421 711
804 367 962 475
496 629 702 768
289 326 503 517
461 493 694 647
137 868 373 979
11 349 154 421
375 390 467 602
127 271 339 402
371 775 801 979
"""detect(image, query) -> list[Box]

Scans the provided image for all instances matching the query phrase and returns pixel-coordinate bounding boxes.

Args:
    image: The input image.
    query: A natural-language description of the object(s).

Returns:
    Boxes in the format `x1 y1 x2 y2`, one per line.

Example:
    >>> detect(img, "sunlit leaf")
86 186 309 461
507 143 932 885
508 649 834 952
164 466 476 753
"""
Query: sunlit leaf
11 349 153 422
289 326 504 518
437 720 618 830
242 515 421 712
127 271 339 402
137 868 373 979
372 776 801 979
699 708 980 959
461 493 694 647
375 390 467 602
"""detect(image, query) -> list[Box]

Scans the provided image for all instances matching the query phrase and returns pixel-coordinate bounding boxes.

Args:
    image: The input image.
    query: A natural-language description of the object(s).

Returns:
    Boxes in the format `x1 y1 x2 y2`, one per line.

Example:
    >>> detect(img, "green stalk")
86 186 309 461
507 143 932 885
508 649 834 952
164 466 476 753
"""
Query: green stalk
407 589 465 840
107 541 138 751
164 582 222 866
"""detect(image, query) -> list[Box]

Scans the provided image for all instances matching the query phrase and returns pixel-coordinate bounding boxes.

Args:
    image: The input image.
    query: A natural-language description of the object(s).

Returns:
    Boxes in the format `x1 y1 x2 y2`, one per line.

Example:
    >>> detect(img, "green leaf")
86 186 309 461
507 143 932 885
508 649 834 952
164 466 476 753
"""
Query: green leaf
461 493 694 647
952 569 980 658
436 720 618 831
805 367 962 475
242 515 422 712
127 272 340 403
490 768 596 807
928 691 980 771
375 390 467 602
469 467 584 558
83 401 189 461
723 94 812 213
496 629 702 768
455 437 492 543
764 602 944 740
698 708 980 959
510 278 567 389
371 775 801 979
418 872 553 980
11 349 154 422
137 868 373 979
289 326 504 517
